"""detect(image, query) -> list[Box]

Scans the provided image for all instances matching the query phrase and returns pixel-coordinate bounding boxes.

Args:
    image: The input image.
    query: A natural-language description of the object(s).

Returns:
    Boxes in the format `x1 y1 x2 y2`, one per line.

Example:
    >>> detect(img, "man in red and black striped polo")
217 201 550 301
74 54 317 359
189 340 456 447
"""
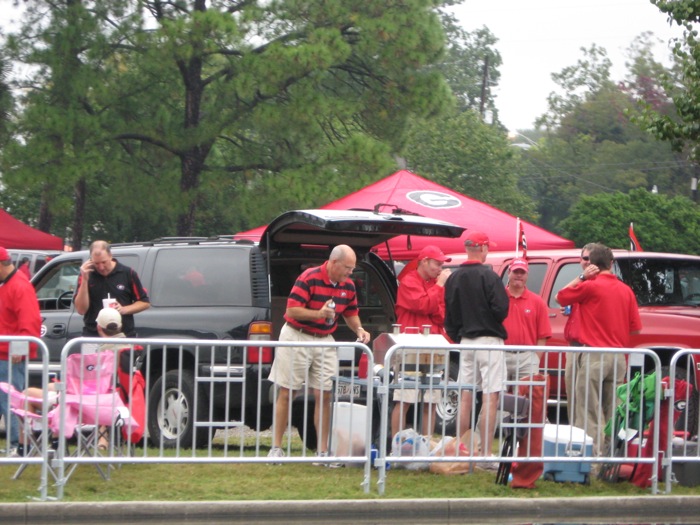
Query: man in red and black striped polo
268 245 370 461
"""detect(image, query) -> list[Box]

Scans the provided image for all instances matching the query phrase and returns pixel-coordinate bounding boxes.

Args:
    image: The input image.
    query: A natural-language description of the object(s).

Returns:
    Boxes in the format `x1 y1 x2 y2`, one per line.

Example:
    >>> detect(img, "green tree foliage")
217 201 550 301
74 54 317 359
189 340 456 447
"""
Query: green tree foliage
434 14 501 118
401 109 538 221
0 55 12 145
2 0 456 241
105 0 454 236
560 188 700 254
521 37 695 235
642 0 700 157
536 44 614 131
0 0 139 247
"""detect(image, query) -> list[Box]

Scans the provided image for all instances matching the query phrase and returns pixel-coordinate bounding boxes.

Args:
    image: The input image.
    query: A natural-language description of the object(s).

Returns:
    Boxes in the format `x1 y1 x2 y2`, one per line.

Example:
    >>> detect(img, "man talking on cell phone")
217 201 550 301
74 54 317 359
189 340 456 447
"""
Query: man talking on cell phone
74 240 150 345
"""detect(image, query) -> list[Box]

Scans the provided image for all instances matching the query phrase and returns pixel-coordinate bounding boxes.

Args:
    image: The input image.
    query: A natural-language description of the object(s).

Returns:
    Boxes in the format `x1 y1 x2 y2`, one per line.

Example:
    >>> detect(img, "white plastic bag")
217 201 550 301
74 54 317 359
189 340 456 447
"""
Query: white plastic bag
390 429 431 470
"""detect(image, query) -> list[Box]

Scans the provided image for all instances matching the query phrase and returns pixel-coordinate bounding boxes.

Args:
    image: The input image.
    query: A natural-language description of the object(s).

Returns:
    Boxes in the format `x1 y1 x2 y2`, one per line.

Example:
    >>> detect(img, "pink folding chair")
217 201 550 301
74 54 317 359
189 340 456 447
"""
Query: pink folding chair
0 382 58 481
54 351 137 480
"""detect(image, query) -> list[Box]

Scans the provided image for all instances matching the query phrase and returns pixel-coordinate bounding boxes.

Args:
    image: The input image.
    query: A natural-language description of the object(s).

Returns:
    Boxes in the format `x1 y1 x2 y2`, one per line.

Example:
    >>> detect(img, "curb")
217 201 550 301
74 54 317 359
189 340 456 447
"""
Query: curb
3 496 700 524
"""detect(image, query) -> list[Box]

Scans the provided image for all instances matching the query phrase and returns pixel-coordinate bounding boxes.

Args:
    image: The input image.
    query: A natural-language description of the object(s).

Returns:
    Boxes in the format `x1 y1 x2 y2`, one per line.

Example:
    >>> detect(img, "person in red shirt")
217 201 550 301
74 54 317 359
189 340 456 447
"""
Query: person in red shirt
502 257 551 488
503 258 551 379
392 245 451 437
0 246 41 456
556 243 642 455
17 258 31 279
562 243 596 425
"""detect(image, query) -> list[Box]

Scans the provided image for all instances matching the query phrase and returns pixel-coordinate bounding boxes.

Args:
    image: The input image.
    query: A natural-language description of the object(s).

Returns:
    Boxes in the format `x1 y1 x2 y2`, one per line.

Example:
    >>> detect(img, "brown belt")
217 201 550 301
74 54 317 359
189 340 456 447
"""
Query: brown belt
286 323 330 338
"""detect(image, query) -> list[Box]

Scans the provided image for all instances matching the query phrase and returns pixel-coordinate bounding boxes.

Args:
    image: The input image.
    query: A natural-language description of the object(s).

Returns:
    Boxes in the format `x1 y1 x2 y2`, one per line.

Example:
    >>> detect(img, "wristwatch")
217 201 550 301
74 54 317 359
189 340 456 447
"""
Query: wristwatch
578 273 586 281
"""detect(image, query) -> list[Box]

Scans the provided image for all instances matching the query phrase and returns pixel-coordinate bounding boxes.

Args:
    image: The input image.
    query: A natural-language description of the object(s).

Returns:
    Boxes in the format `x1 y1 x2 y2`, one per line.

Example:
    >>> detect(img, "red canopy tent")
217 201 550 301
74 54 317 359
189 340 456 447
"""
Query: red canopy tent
0 209 64 250
235 170 574 259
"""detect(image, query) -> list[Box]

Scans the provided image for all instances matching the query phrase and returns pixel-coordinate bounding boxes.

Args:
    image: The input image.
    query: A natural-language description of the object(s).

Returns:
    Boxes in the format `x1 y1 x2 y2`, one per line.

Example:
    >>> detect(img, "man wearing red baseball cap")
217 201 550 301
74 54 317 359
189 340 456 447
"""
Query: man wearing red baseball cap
392 245 452 437
503 257 551 377
0 246 41 457
444 231 508 470
502 257 552 488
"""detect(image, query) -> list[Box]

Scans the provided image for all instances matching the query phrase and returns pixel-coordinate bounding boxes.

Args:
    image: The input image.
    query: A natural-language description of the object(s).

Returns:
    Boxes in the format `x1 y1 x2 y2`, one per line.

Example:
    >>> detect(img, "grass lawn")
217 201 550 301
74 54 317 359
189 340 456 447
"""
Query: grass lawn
1 433 698 502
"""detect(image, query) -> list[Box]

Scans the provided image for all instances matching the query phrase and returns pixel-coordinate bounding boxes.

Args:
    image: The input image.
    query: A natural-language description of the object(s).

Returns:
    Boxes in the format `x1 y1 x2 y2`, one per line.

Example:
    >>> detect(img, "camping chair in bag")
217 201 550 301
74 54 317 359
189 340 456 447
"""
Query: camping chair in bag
599 371 657 483
599 371 693 487
55 351 136 481
495 392 531 485
116 346 146 446
0 382 59 482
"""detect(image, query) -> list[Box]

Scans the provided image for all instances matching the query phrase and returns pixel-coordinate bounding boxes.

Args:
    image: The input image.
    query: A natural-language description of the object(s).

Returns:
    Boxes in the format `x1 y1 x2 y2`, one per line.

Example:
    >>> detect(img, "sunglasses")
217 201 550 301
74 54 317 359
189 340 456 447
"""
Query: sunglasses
581 256 590 261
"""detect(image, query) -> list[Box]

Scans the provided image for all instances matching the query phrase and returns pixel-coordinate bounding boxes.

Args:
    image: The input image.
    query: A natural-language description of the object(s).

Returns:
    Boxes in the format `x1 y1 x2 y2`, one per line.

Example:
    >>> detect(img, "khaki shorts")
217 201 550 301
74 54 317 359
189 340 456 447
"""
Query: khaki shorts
504 350 540 382
268 323 338 391
391 348 444 403
457 336 506 394
392 385 442 404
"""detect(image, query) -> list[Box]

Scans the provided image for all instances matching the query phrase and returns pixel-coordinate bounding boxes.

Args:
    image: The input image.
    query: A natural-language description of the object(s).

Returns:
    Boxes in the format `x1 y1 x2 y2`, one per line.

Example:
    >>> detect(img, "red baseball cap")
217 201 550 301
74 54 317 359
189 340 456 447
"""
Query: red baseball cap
418 245 451 263
464 231 496 248
0 247 10 262
510 258 529 273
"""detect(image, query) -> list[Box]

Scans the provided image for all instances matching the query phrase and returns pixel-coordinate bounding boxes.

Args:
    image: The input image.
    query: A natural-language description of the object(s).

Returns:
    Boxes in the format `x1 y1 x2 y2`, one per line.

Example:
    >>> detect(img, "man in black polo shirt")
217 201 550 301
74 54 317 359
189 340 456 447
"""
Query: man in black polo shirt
74 240 150 339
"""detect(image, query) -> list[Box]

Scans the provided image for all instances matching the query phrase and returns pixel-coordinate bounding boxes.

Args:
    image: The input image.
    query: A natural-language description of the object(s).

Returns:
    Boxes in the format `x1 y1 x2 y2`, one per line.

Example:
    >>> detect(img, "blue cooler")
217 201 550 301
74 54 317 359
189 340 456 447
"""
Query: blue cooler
542 424 593 484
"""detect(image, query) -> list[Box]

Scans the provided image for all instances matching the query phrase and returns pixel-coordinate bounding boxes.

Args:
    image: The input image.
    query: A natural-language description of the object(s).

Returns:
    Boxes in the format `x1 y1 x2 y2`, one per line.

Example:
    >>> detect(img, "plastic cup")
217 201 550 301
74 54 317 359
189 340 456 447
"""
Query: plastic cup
102 298 118 310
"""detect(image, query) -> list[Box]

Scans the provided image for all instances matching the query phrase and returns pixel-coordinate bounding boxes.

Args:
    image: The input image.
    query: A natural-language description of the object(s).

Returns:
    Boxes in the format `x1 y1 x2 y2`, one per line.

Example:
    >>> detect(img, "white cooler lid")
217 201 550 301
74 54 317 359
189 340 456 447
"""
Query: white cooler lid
543 423 593 445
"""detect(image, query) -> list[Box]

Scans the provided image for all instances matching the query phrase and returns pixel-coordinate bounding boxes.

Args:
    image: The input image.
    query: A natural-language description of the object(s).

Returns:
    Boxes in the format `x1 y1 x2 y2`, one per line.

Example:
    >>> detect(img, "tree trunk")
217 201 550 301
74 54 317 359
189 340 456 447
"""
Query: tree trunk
71 177 86 250
38 182 53 233
176 153 204 236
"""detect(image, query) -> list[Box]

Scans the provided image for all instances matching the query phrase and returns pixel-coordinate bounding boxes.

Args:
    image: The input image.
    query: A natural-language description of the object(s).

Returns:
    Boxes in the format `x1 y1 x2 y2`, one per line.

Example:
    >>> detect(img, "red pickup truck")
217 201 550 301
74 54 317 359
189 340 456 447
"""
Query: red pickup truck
442 248 700 426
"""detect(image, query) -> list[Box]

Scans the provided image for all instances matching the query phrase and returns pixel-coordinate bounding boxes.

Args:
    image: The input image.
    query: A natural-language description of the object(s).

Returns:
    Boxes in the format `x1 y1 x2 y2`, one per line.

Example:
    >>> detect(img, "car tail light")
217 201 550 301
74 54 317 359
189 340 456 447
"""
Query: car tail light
247 321 273 364
358 352 368 378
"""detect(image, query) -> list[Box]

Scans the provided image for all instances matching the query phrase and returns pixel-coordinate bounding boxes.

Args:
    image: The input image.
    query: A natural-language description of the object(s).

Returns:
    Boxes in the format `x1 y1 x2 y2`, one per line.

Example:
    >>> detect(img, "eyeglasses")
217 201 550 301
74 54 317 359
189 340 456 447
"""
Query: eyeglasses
581 256 590 261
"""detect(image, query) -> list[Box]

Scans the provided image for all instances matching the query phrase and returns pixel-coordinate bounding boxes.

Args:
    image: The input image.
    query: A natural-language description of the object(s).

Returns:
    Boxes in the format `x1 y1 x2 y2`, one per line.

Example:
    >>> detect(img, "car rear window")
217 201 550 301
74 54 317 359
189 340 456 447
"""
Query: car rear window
615 257 700 306
151 247 252 307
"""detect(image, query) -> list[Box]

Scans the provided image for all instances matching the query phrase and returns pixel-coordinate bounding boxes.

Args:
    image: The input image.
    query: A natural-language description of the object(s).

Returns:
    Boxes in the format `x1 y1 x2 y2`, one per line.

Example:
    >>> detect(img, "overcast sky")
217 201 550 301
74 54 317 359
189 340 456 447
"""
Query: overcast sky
448 1 686 131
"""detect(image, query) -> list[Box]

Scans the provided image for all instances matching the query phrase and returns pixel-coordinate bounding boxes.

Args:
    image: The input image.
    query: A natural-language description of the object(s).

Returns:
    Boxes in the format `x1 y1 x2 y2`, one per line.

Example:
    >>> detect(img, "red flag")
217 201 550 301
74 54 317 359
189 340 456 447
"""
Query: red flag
629 222 643 251
518 219 528 257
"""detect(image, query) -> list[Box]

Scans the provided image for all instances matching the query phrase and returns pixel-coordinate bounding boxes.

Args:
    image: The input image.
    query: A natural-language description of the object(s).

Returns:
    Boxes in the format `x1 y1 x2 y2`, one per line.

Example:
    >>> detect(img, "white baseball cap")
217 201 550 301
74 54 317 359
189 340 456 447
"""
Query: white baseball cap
96 307 122 330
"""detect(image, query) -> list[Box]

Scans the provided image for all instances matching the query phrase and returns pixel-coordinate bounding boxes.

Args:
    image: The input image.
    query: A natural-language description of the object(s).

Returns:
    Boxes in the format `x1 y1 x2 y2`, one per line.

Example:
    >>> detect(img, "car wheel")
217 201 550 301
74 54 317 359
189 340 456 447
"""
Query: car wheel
435 360 461 435
245 406 273 431
147 370 208 448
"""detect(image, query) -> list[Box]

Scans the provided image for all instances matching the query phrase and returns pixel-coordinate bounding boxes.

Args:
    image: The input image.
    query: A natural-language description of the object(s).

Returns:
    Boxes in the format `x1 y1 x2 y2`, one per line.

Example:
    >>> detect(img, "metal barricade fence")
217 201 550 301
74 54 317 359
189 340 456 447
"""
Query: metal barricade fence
4 336 675 499
666 350 700 492
0 335 52 501
49 337 374 500
376 343 663 495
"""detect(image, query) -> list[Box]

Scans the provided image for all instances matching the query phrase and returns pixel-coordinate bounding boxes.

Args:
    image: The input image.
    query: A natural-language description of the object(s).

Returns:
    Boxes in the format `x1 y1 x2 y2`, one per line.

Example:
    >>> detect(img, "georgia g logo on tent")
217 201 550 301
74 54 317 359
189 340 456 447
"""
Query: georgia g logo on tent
406 191 461 210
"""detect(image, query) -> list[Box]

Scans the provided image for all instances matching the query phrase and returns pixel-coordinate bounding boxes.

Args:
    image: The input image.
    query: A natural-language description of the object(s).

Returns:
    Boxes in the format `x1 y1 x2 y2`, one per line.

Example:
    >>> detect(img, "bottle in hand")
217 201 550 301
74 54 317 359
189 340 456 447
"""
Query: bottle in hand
326 300 335 326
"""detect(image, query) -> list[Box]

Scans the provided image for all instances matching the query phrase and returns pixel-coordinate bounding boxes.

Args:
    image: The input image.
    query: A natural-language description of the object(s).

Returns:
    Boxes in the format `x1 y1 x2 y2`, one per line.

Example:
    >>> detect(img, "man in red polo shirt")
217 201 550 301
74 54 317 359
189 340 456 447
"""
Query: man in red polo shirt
503 258 551 379
563 243 596 425
502 257 551 488
268 245 370 462
556 243 642 455
392 245 451 437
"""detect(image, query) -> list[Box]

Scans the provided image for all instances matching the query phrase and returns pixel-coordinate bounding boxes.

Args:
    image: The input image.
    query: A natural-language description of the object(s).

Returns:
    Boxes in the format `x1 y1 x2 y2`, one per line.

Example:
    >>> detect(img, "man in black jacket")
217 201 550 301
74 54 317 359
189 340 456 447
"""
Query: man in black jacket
444 231 509 470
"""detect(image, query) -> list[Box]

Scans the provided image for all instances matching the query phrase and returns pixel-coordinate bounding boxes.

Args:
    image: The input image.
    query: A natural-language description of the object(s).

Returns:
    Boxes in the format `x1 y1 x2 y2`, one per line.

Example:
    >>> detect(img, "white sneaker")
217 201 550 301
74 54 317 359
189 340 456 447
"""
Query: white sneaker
313 450 342 468
8 447 21 458
267 447 285 463
476 456 500 472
